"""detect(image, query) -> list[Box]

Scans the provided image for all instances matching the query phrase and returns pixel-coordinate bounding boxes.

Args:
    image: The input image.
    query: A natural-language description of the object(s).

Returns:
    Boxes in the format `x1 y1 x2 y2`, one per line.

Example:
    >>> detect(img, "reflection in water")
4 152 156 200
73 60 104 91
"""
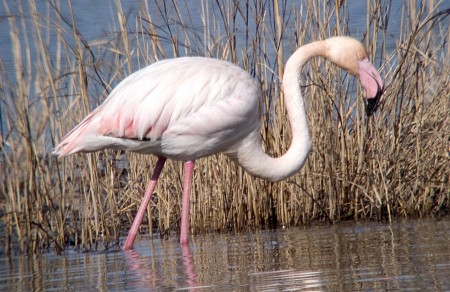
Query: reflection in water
123 243 199 290
250 270 324 291
181 244 198 288
124 249 159 290
1 219 450 290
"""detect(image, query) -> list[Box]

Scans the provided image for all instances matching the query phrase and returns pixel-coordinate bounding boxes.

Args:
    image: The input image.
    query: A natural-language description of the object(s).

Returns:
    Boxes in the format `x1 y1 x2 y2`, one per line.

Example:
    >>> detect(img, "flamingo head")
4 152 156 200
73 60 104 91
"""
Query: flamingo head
325 37 384 115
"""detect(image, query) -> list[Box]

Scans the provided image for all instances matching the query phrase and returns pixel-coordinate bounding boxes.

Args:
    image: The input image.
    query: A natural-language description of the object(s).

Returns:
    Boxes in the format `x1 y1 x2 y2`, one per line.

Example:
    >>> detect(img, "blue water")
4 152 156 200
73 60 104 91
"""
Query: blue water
0 0 449 140
0 0 406 75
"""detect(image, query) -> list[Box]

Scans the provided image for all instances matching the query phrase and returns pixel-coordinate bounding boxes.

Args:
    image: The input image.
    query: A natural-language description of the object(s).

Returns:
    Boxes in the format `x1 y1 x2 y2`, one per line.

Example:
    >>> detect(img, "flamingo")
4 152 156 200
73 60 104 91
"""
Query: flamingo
53 36 383 250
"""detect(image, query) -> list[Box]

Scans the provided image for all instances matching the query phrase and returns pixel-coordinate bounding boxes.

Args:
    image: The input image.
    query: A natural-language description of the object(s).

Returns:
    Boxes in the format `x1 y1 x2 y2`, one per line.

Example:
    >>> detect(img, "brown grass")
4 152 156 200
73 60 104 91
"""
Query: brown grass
0 0 449 254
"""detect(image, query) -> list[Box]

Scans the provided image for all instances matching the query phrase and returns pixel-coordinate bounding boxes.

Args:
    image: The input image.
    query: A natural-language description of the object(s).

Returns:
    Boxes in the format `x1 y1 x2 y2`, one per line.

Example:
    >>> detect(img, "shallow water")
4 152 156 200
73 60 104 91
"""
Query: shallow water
1 218 449 291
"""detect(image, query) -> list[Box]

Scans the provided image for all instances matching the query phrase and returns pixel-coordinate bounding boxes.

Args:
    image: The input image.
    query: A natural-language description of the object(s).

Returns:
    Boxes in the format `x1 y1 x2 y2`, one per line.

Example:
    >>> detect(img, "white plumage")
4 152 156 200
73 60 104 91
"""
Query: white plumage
53 36 383 249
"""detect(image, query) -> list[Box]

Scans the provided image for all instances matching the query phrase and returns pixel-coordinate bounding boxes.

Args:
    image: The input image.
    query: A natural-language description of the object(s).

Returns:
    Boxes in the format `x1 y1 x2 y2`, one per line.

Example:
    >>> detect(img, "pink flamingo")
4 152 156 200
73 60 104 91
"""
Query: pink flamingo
53 36 383 250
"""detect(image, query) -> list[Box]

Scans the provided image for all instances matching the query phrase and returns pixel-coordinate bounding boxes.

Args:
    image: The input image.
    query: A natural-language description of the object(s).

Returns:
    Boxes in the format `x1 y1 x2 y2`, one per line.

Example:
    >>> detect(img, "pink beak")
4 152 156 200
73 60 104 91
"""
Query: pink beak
359 58 383 115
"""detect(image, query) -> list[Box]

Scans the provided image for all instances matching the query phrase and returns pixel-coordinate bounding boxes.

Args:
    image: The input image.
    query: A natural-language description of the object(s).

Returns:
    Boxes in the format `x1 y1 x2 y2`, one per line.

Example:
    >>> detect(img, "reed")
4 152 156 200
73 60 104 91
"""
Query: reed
0 0 448 254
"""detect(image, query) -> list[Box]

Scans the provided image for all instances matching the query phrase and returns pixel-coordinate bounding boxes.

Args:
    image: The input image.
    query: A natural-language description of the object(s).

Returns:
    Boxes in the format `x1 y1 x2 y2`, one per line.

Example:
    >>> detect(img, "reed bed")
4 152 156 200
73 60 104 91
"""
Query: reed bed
0 0 449 254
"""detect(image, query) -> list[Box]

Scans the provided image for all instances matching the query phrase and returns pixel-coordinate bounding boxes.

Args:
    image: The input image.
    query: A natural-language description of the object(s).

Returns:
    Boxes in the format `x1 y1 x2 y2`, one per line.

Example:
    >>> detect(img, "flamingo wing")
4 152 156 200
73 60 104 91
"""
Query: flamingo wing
54 57 261 160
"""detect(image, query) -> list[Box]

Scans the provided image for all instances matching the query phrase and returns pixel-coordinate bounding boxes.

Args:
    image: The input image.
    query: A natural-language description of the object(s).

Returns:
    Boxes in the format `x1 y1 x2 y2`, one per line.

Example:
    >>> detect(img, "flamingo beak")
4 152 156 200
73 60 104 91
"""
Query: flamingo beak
365 88 382 116
359 58 384 116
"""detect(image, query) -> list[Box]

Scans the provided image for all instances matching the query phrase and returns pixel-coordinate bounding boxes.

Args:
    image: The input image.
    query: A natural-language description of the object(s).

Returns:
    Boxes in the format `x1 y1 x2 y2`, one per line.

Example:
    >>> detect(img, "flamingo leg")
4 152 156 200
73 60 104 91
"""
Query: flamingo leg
180 161 195 245
122 156 166 250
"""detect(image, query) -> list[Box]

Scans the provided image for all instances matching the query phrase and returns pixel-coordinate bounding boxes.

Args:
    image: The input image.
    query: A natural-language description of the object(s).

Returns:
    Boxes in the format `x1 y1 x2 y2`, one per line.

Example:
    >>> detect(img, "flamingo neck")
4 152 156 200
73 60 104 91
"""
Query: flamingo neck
232 41 327 182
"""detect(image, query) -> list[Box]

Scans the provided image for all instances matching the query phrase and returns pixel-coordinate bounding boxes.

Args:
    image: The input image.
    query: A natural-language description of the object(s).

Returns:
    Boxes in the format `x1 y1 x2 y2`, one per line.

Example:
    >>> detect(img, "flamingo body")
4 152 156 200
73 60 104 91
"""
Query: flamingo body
54 36 383 250
56 58 260 162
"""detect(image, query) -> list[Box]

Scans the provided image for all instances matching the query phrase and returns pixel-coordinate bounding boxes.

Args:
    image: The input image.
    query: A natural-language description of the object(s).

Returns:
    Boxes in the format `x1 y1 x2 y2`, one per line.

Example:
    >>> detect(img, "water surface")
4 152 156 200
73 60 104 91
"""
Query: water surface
1 218 449 291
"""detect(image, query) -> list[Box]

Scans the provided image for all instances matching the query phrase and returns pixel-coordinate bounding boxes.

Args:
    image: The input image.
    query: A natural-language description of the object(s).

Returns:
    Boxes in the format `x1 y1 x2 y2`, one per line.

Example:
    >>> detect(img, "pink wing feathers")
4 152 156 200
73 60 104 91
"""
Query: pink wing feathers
53 57 261 160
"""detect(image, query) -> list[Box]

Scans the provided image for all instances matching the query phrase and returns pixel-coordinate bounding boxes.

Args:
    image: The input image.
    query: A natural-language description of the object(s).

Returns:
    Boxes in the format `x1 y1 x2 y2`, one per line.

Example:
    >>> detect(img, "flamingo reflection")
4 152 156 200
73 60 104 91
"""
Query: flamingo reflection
124 242 198 290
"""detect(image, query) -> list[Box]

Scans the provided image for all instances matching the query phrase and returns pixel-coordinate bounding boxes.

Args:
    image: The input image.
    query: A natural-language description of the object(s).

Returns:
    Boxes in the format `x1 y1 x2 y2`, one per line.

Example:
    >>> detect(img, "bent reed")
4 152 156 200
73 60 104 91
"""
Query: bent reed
0 0 449 254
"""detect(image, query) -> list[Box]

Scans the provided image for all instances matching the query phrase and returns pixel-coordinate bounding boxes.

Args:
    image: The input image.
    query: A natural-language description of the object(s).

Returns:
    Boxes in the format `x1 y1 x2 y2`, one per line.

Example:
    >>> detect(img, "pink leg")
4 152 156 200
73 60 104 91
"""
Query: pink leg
122 156 166 250
180 161 195 245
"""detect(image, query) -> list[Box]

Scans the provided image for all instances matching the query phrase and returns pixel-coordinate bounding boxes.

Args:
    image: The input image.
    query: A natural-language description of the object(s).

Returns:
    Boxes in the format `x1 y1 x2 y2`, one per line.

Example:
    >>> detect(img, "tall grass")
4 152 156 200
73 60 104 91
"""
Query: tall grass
0 0 449 254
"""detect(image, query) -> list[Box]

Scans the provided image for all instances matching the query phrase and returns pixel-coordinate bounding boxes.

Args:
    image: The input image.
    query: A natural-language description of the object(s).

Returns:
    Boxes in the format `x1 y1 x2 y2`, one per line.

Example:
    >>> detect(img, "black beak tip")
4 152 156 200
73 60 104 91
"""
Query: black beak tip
365 88 383 116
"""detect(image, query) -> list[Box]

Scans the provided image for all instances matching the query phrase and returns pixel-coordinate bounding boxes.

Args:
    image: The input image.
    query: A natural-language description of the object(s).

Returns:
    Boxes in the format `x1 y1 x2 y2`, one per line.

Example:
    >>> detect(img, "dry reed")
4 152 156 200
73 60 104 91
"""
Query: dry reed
0 0 449 254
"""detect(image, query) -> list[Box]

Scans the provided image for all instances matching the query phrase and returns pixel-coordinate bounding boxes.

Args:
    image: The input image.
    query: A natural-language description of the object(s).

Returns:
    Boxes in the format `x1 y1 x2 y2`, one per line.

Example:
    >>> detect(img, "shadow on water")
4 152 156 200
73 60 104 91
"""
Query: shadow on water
1 218 450 291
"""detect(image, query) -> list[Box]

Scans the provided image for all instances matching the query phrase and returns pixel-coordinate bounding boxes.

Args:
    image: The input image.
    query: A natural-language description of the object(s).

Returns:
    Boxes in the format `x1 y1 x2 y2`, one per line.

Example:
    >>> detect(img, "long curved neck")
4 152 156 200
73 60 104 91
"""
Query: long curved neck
232 41 327 182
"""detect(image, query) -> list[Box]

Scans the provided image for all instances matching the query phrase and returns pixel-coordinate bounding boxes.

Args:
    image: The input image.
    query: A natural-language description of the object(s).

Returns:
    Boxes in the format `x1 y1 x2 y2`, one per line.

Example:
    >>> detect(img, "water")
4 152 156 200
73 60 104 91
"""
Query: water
1 218 449 291
2 0 449 143
0 0 415 77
